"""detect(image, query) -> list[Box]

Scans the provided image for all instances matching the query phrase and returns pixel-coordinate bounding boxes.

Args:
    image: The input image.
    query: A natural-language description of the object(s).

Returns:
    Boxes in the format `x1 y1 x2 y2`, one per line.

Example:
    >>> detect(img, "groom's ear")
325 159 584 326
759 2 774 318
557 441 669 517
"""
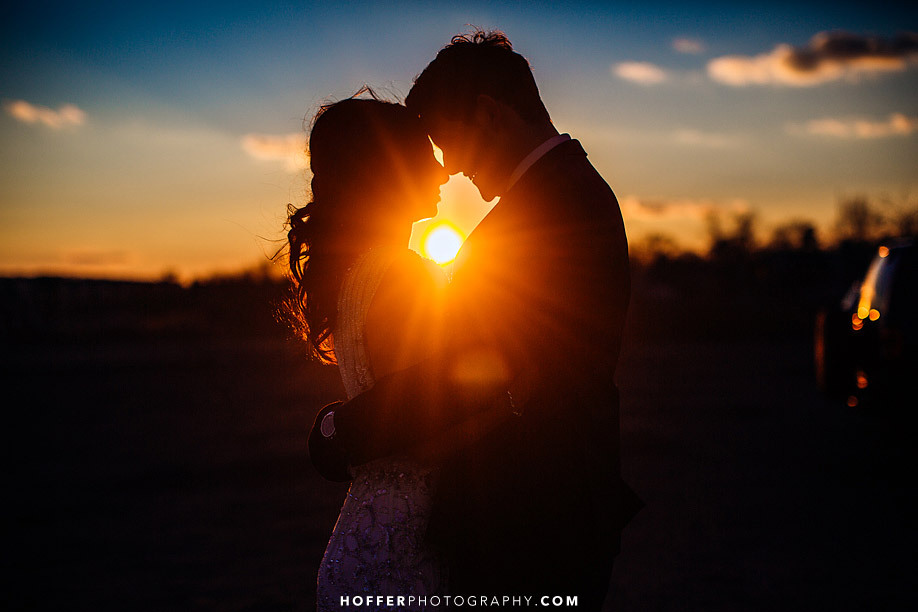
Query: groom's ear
473 94 503 132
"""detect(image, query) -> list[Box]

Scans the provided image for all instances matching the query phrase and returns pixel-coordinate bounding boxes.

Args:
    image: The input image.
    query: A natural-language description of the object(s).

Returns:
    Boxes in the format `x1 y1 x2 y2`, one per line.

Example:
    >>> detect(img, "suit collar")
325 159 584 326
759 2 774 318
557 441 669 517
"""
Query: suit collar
502 138 586 201
456 137 587 264
505 133 572 192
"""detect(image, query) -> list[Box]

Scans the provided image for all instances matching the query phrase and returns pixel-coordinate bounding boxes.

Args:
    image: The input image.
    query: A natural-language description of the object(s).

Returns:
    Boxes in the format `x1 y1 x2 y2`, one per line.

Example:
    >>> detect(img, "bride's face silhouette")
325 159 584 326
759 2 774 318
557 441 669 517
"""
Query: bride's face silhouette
389 133 448 223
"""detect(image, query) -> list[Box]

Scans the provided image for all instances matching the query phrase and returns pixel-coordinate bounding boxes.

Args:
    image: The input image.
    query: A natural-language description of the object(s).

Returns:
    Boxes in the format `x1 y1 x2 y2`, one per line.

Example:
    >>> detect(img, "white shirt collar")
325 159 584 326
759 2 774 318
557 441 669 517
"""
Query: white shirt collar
505 133 572 192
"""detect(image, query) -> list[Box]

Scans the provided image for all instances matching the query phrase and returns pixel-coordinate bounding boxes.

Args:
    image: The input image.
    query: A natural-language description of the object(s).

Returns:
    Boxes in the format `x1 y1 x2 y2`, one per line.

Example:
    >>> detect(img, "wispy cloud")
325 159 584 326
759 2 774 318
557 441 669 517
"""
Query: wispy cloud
619 195 749 222
708 31 918 87
673 128 743 148
241 132 307 172
4 100 86 128
64 250 130 266
790 112 918 139
613 61 668 85
673 37 705 55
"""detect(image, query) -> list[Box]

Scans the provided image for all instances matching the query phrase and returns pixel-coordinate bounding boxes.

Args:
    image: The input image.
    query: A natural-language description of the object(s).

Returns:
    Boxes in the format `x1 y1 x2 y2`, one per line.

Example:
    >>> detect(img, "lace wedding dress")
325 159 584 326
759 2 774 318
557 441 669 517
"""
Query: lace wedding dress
316 248 445 611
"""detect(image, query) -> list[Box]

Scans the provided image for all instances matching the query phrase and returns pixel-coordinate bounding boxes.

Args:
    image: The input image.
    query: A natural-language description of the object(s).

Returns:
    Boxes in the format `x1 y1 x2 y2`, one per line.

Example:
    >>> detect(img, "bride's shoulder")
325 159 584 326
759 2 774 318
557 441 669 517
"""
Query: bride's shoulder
364 249 447 376
406 250 448 289
375 249 447 302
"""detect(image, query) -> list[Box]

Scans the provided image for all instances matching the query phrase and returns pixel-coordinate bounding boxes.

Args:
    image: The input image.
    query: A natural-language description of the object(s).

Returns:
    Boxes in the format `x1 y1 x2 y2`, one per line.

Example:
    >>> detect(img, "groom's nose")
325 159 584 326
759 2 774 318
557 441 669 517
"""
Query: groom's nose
436 165 449 185
439 150 462 176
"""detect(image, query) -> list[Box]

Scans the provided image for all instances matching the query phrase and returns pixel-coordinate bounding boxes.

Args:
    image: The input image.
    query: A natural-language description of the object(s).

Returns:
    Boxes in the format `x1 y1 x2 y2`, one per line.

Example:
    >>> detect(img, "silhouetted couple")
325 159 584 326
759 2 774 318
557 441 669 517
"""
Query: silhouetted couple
287 30 641 611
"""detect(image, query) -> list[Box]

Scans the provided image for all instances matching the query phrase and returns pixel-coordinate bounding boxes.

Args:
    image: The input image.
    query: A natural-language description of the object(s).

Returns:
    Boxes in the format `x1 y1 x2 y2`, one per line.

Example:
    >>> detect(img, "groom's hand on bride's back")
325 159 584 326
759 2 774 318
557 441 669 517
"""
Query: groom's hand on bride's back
311 355 514 473
307 362 444 478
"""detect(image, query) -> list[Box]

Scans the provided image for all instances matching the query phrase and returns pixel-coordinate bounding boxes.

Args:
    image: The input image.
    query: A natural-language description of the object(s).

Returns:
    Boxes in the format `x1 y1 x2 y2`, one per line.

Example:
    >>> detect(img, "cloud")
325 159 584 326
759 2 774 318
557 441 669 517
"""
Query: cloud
791 112 918 139
613 61 668 85
673 38 705 54
64 250 130 266
673 129 743 148
708 31 918 87
619 195 749 222
4 100 86 128
241 132 308 172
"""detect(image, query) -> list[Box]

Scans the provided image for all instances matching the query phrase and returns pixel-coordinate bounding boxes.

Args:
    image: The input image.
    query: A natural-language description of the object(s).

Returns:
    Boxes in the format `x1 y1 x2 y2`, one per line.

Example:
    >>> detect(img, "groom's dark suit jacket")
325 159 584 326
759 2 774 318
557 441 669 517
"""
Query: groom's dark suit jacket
311 138 640 606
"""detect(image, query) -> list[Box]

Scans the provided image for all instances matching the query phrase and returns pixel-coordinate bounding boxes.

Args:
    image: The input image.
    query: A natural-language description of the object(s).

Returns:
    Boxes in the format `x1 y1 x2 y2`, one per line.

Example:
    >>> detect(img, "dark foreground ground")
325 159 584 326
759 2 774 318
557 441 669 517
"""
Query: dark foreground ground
4 329 915 611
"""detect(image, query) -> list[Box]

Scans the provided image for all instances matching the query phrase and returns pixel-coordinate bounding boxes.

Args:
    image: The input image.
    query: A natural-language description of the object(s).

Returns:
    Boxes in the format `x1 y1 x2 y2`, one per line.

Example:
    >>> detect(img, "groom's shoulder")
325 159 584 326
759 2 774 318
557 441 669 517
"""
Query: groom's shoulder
528 139 607 185
523 139 618 212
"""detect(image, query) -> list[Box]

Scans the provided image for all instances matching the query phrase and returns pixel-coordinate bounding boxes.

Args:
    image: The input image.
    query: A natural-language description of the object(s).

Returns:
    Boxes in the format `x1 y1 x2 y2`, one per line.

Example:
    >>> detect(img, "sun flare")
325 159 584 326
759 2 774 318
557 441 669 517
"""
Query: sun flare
421 222 465 265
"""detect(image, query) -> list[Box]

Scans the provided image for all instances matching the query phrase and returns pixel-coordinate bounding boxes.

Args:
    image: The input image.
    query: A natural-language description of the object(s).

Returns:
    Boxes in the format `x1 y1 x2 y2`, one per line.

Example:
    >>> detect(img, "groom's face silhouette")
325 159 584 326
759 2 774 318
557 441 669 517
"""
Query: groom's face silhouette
424 95 514 203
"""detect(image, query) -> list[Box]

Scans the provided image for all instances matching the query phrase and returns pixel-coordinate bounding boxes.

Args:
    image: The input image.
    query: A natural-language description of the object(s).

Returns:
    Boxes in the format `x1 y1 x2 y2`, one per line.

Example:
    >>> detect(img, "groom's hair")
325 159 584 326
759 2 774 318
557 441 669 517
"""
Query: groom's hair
406 30 551 125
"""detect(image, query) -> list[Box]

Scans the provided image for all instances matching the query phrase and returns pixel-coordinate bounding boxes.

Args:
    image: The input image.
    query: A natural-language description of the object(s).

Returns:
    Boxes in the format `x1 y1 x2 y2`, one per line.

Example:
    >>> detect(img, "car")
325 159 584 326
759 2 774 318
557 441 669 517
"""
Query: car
815 240 916 409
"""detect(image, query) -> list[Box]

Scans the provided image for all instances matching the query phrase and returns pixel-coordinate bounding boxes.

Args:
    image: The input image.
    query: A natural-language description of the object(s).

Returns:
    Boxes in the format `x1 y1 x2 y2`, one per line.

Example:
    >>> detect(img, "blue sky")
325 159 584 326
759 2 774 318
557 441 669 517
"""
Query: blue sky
1 1 916 279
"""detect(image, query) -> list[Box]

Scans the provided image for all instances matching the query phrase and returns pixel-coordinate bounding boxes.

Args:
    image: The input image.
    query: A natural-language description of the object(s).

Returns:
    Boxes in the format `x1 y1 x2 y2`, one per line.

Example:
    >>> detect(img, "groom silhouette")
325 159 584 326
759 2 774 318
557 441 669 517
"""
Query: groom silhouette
310 30 640 610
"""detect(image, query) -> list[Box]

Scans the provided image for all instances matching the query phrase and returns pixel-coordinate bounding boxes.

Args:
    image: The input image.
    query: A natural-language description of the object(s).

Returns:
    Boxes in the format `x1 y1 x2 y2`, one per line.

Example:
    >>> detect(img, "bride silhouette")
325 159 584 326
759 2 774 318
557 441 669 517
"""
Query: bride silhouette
286 94 450 609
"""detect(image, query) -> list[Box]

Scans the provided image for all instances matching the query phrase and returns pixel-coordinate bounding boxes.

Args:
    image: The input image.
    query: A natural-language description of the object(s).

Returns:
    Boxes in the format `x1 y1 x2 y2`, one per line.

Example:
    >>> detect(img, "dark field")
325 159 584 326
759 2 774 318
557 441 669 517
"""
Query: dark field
4 277 915 611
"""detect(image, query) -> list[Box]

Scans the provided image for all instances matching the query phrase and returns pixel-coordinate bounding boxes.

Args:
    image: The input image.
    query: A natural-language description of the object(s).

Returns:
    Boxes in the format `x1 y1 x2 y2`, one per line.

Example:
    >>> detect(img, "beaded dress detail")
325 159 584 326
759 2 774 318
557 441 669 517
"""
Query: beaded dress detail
317 248 444 611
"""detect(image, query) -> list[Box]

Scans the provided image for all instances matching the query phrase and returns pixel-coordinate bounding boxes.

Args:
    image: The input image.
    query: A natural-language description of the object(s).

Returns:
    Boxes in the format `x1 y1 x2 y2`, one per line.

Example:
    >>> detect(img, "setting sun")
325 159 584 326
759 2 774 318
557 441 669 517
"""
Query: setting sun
422 222 465 265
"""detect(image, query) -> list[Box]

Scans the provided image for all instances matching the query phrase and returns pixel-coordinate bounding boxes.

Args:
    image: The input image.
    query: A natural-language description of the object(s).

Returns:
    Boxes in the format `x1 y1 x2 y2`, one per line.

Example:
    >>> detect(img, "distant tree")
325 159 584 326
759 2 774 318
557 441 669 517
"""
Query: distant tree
704 209 724 246
833 196 884 243
707 209 758 260
243 260 282 283
879 191 918 238
158 269 180 285
732 211 757 252
768 220 819 251
800 225 819 251
833 193 918 244
631 232 682 264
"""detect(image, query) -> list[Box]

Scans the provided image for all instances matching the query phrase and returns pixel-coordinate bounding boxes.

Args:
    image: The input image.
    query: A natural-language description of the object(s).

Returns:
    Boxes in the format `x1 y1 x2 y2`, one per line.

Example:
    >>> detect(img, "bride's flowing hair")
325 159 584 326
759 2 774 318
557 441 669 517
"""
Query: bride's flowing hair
285 90 419 363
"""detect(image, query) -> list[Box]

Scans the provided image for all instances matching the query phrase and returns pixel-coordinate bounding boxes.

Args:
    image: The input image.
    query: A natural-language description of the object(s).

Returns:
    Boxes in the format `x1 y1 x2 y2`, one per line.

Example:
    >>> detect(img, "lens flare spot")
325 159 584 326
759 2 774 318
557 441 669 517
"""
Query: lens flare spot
868 309 880 321
449 347 510 387
422 222 465 265
847 395 859 407
878 246 889 258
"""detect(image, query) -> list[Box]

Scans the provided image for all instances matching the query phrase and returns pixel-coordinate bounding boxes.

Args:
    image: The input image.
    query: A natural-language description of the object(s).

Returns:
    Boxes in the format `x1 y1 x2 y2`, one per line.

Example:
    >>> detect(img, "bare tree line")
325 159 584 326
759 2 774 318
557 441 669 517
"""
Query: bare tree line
632 193 917 263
